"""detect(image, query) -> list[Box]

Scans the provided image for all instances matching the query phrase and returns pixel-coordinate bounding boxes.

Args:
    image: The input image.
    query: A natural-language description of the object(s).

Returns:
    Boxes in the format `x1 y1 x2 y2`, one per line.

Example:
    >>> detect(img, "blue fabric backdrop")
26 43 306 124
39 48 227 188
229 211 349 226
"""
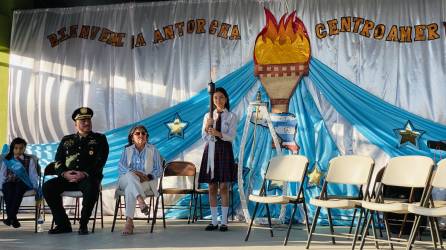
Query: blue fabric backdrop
4 57 446 223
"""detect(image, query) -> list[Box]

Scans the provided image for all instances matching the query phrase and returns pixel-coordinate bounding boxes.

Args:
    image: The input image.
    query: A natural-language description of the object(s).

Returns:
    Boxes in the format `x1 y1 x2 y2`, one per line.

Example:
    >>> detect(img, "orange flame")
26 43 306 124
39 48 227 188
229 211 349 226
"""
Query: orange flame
254 8 311 65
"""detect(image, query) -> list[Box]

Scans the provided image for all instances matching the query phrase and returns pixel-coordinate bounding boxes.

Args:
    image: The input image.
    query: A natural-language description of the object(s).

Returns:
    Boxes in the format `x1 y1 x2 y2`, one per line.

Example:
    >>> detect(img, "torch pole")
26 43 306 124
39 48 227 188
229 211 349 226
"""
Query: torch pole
208 81 215 121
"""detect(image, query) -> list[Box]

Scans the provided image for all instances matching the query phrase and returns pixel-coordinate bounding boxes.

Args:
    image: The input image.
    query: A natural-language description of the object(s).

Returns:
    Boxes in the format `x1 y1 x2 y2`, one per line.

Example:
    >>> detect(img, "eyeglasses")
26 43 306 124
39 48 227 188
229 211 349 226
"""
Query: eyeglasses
133 131 147 136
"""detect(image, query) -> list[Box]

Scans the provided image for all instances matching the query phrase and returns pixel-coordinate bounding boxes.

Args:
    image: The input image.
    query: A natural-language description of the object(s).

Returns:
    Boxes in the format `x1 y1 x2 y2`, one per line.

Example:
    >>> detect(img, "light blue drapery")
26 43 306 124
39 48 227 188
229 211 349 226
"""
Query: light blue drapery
4 57 446 223
4 61 258 188
308 58 446 158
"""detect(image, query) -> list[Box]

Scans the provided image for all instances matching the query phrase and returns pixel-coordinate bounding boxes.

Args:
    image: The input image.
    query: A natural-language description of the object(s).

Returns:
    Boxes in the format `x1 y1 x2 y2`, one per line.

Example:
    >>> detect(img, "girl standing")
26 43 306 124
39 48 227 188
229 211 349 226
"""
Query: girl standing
199 87 238 231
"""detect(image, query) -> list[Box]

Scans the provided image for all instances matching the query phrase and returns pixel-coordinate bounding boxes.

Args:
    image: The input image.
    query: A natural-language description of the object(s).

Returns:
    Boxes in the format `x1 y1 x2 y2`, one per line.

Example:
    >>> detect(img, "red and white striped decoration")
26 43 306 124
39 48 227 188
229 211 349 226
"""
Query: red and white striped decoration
255 63 309 77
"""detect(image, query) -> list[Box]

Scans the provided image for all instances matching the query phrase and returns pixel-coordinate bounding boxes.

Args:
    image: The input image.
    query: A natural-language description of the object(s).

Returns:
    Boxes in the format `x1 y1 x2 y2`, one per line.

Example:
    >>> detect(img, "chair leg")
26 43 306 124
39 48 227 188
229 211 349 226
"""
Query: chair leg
192 193 198 223
150 196 160 233
244 202 259 242
265 203 274 237
302 201 310 233
230 185 234 221
428 217 439 250
406 215 422 250
2 196 5 220
119 196 124 219
186 193 193 224
351 208 364 250
34 203 38 233
147 197 153 223
284 204 298 246
399 212 409 238
370 211 380 249
383 213 394 250
376 212 384 238
92 196 99 233
305 206 321 249
359 209 369 238
349 208 358 234
73 198 79 225
199 193 203 220
100 191 104 229
111 197 120 232
433 217 444 249
161 194 166 228
0 197 2 216
327 208 336 244
359 210 373 250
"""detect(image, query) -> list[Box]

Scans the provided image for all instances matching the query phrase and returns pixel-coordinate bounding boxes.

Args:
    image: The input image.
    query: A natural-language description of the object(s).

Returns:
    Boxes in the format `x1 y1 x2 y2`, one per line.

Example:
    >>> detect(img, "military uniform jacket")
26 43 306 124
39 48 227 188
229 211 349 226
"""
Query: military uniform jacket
55 132 109 180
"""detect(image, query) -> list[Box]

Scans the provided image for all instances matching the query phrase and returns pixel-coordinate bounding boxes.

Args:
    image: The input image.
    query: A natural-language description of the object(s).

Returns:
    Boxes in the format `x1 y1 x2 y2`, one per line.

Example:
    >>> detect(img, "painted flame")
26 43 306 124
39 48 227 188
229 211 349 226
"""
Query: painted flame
254 9 311 65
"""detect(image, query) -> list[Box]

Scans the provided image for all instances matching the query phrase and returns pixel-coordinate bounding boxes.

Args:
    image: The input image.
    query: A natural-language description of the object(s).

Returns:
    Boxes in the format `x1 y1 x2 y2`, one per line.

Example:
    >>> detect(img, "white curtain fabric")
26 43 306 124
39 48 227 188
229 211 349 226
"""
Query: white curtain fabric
286 0 446 169
8 0 446 216
8 0 288 143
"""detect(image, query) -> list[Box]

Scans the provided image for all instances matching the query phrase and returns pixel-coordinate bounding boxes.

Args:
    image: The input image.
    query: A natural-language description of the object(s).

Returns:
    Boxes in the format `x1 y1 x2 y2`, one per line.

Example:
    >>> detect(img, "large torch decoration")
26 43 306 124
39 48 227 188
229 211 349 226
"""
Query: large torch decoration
254 9 311 154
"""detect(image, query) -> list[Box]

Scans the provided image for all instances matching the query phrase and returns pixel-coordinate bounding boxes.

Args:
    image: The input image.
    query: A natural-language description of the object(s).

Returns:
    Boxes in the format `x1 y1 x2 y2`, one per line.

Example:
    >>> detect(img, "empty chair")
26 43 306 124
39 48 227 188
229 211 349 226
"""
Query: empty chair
160 161 197 226
405 158 446 250
359 155 434 250
306 155 375 250
245 154 310 246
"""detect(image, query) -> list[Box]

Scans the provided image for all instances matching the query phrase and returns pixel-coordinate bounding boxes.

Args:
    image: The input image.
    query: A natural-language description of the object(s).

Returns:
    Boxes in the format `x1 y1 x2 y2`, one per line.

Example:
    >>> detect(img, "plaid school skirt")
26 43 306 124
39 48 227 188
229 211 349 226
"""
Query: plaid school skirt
198 140 237 183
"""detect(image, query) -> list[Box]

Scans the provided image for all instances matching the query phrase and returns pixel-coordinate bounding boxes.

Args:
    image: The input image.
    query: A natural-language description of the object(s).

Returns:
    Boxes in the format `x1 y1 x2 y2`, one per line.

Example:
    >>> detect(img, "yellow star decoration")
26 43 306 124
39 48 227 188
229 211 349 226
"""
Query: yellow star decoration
394 121 424 148
308 165 323 187
165 113 189 139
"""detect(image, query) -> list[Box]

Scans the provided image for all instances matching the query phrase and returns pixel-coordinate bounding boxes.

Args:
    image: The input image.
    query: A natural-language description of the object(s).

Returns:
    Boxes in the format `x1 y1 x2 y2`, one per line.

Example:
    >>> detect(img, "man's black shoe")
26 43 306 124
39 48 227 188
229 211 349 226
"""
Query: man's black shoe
205 224 218 231
11 219 21 228
3 218 11 227
78 225 89 235
48 225 72 234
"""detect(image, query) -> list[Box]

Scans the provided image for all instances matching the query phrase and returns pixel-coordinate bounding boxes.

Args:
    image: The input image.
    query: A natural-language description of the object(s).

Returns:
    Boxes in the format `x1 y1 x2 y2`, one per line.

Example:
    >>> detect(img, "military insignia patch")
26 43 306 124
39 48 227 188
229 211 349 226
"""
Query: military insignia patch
80 107 88 114
65 153 79 168
63 139 74 148
55 162 61 169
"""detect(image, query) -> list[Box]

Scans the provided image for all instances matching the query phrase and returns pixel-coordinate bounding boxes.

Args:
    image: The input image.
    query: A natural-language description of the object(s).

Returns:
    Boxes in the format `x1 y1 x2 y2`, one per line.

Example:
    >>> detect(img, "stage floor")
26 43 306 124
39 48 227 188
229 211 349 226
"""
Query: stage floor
0 215 434 249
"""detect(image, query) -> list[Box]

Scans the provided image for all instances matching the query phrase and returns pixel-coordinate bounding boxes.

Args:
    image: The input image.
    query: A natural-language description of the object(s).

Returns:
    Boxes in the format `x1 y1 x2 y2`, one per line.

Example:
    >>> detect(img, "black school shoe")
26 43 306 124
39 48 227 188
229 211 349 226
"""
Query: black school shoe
219 224 228 232
48 225 73 234
205 224 219 231
78 225 89 235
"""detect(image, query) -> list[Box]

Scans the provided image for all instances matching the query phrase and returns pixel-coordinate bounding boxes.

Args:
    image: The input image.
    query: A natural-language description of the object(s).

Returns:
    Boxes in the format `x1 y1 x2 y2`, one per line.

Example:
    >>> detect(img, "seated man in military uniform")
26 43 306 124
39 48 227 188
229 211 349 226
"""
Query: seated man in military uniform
43 107 109 235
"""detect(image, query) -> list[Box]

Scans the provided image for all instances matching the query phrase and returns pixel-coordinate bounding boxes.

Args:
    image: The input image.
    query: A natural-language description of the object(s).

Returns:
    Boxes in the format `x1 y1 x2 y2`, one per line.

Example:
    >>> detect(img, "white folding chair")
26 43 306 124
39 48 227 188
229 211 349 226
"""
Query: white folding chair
359 155 434 249
406 158 446 250
244 154 310 245
306 155 375 250
111 181 162 233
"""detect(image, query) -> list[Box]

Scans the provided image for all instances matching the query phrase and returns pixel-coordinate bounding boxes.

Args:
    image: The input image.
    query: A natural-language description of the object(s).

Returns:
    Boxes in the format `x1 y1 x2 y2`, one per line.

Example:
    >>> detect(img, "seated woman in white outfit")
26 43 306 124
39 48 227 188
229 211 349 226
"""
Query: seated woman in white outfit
117 125 162 235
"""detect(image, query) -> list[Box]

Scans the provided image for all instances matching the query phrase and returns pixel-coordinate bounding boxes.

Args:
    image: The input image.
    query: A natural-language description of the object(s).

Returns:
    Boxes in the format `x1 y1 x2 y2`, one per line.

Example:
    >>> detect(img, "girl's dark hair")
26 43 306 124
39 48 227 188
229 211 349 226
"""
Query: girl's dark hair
5 137 27 160
214 87 230 111
126 125 149 147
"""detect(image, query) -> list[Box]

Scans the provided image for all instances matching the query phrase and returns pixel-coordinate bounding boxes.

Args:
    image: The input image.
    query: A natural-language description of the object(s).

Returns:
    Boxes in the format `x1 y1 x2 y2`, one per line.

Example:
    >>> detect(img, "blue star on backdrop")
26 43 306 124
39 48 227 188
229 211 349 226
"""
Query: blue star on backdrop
165 113 189 139
394 120 425 148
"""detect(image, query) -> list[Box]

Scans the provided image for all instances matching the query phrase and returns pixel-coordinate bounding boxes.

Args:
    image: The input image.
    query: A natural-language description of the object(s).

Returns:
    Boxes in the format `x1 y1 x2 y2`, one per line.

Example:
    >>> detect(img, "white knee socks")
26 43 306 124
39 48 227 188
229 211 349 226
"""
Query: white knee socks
221 206 229 225
210 207 218 226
